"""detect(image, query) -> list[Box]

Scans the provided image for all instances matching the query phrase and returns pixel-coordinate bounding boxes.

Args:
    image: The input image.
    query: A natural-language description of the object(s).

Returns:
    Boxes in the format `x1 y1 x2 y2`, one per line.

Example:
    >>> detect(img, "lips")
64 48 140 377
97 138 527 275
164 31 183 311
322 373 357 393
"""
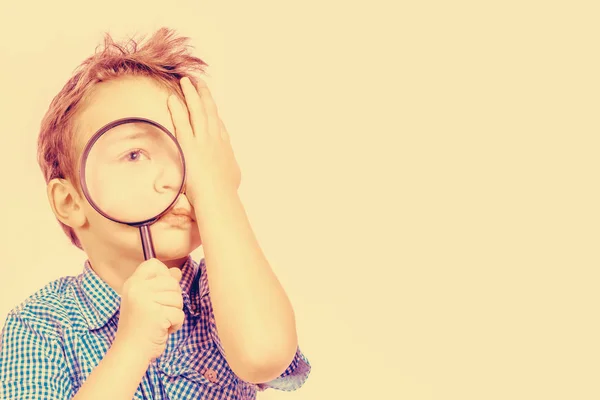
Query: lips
158 207 194 226
168 207 194 221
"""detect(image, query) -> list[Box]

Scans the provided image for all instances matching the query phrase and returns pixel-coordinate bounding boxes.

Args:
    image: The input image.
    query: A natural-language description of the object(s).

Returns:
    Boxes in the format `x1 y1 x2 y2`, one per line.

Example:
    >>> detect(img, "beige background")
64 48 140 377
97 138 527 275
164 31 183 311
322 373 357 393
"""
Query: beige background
1 1 599 399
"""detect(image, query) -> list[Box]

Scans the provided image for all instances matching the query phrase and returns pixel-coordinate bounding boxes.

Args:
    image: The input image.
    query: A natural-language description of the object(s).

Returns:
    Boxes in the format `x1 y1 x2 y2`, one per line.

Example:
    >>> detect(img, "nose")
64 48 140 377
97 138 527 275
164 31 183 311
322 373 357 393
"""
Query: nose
155 163 184 193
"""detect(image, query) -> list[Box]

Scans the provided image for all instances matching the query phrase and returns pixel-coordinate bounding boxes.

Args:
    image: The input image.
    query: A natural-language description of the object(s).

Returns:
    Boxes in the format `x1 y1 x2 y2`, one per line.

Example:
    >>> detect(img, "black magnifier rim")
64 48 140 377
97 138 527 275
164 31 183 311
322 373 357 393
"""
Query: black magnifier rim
79 117 187 227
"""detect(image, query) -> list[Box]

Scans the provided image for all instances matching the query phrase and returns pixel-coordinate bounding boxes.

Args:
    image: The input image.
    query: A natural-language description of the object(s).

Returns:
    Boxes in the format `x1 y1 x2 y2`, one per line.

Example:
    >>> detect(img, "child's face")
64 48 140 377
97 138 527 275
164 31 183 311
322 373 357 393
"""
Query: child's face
72 75 201 262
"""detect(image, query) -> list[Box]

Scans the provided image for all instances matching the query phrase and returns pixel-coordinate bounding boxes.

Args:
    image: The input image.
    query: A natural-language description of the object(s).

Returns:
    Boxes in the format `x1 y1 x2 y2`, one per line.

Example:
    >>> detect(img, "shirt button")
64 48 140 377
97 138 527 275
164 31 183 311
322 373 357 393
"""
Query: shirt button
203 368 218 383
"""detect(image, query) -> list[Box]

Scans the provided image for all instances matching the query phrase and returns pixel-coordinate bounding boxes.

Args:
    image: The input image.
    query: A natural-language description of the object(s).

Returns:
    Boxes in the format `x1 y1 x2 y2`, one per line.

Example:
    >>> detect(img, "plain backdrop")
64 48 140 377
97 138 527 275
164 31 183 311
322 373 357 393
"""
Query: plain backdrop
1 1 600 399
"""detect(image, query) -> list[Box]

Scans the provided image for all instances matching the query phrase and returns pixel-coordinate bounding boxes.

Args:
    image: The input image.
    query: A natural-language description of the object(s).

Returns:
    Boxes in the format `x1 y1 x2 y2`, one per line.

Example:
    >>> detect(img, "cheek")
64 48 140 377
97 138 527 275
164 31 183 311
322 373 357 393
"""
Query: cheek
86 167 163 222
186 223 202 248
85 207 138 240
193 223 202 244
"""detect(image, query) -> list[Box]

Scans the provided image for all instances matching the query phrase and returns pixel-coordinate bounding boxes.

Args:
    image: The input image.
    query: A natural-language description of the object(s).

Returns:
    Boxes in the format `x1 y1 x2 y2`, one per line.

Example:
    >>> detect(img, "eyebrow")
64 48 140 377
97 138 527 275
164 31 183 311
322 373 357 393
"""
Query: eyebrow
96 130 153 155
120 131 152 141
111 125 160 142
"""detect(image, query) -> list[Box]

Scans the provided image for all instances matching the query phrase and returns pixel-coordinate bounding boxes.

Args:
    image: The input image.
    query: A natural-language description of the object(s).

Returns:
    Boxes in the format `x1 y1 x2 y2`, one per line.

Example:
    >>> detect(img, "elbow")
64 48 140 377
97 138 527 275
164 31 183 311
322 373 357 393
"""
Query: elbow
234 341 298 384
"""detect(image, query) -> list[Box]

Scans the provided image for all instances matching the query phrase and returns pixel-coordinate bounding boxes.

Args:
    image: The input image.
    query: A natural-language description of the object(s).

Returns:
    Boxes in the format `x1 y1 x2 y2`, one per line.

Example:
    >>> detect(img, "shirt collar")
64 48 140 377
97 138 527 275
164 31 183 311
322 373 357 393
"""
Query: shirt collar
180 256 209 317
77 256 207 330
77 260 121 330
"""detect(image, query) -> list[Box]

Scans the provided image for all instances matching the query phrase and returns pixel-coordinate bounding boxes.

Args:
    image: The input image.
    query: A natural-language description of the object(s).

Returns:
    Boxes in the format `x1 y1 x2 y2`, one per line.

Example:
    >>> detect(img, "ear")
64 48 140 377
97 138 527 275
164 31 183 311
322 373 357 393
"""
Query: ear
47 178 87 229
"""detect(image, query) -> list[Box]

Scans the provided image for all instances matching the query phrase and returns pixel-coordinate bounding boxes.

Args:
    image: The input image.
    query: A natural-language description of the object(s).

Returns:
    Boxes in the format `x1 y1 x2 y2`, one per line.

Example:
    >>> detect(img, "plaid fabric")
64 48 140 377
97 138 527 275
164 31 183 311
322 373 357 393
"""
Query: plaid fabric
0 256 310 399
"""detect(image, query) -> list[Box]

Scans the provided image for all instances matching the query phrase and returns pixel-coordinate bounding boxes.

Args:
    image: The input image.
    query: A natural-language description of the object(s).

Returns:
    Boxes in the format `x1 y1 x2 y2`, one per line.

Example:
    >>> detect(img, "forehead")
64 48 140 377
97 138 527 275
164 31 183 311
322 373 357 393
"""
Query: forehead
73 76 177 159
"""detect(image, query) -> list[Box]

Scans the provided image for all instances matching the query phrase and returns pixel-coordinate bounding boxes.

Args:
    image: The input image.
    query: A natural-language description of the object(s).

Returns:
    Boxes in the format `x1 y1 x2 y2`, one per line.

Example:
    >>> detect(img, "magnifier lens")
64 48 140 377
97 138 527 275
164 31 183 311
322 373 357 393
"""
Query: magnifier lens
83 121 184 224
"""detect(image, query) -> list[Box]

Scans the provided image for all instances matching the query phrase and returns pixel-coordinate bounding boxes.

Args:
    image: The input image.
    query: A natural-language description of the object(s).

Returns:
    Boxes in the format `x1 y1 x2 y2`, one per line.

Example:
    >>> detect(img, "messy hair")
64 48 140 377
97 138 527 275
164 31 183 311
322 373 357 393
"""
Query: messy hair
37 27 208 249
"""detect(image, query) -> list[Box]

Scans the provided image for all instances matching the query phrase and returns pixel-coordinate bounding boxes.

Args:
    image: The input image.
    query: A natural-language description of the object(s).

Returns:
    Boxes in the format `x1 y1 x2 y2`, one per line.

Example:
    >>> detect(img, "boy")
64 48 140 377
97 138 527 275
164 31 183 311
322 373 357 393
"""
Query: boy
0 27 311 400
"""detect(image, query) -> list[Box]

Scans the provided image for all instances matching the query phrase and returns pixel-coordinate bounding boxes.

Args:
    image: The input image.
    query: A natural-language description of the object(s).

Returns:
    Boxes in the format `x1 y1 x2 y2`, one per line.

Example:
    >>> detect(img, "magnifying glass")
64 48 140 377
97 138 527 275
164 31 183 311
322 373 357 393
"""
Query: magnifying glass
79 117 186 260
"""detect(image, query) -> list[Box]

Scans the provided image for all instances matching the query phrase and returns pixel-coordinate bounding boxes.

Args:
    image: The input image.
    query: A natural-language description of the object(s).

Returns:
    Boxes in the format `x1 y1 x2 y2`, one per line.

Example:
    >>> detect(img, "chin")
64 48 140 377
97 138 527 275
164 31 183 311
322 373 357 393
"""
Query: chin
155 249 194 262
150 226 201 262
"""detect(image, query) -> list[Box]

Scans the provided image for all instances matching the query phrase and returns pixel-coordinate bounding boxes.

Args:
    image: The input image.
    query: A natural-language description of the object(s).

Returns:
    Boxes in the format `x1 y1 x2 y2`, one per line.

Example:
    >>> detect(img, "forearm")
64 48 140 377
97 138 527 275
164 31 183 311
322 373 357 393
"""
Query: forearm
194 189 298 379
72 337 148 400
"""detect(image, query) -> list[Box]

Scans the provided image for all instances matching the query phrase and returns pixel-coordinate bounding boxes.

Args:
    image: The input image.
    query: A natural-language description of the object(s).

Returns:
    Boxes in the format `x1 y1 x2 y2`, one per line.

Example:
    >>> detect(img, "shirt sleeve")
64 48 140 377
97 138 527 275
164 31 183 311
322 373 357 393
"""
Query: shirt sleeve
0 311 74 400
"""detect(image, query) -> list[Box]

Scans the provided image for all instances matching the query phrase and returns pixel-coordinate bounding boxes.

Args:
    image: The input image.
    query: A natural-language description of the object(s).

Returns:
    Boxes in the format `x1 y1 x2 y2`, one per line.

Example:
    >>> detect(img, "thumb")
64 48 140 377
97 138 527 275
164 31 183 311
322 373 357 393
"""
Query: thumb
169 267 183 283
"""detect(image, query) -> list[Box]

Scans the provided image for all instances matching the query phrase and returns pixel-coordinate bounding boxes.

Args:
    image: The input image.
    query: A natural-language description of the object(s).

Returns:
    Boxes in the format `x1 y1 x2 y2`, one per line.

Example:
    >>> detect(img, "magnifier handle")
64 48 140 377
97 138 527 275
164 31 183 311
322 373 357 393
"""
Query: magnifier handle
139 225 156 260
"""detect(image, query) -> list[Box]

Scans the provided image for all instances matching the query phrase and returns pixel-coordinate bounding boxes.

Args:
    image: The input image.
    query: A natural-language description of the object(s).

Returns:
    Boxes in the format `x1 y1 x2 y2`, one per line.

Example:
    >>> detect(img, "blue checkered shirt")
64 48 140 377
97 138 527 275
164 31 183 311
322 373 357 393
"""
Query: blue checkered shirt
0 257 311 399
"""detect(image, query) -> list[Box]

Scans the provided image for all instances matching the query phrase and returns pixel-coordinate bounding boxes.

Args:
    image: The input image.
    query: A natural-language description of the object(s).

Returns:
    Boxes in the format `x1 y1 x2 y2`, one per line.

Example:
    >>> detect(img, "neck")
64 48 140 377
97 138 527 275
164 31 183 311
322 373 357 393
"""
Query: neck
85 249 189 294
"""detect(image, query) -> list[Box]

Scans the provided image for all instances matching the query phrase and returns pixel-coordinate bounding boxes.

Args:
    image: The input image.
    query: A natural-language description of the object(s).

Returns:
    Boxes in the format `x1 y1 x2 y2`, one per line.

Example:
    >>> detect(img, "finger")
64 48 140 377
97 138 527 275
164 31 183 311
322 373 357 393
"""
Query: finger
135 258 171 280
167 94 194 143
167 321 183 335
146 275 182 293
154 292 184 309
219 118 230 142
164 307 186 334
169 267 183 283
180 77 206 138
196 79 220 138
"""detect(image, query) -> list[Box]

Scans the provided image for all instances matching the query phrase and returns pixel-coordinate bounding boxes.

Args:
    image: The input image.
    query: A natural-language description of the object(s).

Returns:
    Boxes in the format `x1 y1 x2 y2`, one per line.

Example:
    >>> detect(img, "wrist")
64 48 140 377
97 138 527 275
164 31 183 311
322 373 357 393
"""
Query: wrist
191 185 239 217
112 333 153 368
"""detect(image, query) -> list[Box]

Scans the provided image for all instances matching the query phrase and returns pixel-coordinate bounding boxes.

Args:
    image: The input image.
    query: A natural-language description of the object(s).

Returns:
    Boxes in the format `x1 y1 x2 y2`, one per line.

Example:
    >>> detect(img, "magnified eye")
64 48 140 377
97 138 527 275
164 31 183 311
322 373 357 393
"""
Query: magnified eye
122 149 149 162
